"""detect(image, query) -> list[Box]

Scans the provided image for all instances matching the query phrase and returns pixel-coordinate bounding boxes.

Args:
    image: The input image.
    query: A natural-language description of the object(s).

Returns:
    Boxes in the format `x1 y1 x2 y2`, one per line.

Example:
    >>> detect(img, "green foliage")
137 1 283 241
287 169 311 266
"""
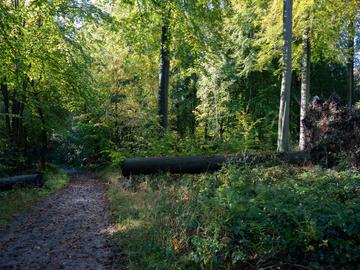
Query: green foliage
1 0 359 171
109 166 360 269
195 54 233 138
48 112 114 168
0 0 110 170
0 140 27 177
0 170 69 229
185 166 360 269
43 170 69 191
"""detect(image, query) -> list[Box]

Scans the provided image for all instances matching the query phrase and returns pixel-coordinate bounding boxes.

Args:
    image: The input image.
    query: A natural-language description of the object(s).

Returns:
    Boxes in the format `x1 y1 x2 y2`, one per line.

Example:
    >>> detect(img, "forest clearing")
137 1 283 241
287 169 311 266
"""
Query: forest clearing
0 0 359 269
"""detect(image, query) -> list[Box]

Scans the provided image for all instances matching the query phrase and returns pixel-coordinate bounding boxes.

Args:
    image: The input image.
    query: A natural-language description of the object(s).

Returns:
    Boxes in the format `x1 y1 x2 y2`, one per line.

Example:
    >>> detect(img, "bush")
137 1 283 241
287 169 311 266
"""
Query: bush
185 166 360 269
110 165 360 269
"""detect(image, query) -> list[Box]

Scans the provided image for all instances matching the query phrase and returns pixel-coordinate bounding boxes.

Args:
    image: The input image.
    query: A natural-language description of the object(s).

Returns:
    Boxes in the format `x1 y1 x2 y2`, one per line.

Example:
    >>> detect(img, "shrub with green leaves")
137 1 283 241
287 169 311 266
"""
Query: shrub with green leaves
187 166 360 269
114 166 360 269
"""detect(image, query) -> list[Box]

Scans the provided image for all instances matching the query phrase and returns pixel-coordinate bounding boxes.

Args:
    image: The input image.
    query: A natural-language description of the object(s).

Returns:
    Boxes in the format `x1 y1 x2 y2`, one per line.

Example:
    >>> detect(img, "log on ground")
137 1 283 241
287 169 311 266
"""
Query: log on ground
121 152 308 176
0 174 44 190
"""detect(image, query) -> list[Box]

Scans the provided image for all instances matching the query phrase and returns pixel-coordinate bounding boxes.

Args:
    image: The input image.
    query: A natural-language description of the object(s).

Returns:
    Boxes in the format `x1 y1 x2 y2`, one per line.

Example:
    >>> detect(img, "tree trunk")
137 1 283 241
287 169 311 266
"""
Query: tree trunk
1 82 11 137
347 20 354 107
38 106 47 171
18 102 25 149
11 92 21 144
277 0 293 152
299 26 311 151
121 152 308 176
10 93 25 147
158 18 171 129
24 127 31 168
18 76 28 147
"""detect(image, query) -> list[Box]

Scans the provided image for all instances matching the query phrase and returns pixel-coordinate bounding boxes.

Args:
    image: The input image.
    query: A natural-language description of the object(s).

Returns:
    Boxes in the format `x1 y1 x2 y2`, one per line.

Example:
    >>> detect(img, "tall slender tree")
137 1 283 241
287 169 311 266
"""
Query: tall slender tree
347 20 355 107
277 0 293 152
299 25 311 150
158 13 171 129
114 0 225 130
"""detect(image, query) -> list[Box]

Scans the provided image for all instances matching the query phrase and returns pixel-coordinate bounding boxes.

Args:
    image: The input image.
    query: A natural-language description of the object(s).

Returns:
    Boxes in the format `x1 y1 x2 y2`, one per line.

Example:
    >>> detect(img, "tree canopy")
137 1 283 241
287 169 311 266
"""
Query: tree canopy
0 0 359 171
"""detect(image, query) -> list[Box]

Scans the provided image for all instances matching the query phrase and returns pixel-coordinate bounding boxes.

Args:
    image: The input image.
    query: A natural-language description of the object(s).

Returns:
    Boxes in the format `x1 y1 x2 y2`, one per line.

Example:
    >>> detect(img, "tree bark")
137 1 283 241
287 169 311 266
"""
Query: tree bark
10 93 25 147
347 20 354 107
11 92 21 144
37 105 47 171
299 26 311 151
277 0 293 152
1 82 11 137
158 18 171 129
18 102 25 149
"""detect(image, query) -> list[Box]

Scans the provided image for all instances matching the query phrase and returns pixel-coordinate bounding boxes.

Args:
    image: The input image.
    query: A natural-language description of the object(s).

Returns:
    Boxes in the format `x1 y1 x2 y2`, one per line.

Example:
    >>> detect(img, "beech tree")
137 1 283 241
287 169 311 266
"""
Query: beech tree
114 0 225 130
0 0 106 170
299 24 311 150
277 0 293 152
297 2 314 151
347 19 356 107
2 0 358 172
158 10 171 129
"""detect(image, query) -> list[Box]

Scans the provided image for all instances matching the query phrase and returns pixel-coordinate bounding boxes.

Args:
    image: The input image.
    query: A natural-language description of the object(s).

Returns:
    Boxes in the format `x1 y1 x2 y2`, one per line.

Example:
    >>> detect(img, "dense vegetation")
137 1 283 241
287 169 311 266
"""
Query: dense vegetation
1 0 358 171
1 0 359 269
108 165 360 269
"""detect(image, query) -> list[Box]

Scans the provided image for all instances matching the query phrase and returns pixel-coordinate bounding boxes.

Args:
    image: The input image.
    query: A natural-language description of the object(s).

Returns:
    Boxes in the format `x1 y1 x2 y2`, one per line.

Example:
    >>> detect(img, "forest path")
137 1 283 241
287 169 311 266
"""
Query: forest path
0 174 115 270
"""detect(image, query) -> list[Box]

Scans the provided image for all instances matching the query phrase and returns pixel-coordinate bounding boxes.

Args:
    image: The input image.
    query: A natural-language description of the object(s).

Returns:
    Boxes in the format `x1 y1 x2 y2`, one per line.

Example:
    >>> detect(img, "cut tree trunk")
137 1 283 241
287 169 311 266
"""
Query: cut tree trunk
299 26 311 151
121 152 307 176
277 0 293 152
0 174 43 190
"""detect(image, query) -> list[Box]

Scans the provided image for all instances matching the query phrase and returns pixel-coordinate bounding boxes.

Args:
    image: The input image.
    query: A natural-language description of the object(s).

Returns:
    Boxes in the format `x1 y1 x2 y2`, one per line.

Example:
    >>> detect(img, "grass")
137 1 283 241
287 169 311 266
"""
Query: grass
0 169 69 229
106 165 360 270
105 171 167 268
106 171 216 269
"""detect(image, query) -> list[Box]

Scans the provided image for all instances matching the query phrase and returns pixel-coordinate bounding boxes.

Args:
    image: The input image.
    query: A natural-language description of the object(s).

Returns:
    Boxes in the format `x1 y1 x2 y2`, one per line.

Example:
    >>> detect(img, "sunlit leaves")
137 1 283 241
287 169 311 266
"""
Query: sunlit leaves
243 0 358 72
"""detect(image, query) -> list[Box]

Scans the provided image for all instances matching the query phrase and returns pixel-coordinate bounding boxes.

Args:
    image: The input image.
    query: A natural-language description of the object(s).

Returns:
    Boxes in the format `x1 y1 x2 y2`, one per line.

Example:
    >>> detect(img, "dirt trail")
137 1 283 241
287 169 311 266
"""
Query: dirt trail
0 174 115 270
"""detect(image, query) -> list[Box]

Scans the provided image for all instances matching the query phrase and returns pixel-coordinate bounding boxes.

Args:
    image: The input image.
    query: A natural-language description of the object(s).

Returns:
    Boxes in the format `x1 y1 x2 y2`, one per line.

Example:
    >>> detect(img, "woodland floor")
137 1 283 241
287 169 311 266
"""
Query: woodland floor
0 174 116 270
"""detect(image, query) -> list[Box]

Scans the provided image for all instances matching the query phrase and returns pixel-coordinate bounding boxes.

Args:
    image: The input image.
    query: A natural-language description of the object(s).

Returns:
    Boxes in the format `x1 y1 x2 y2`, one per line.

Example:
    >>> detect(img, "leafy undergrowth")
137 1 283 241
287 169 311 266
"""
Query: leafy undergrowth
0 170 69 229
107 165 360 270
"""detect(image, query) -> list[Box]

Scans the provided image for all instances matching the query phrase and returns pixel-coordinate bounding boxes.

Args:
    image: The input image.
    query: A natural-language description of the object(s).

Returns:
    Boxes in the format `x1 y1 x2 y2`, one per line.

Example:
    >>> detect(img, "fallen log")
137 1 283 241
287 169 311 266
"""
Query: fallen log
122 155 226 176
121 152 307 176
0 174 44 190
